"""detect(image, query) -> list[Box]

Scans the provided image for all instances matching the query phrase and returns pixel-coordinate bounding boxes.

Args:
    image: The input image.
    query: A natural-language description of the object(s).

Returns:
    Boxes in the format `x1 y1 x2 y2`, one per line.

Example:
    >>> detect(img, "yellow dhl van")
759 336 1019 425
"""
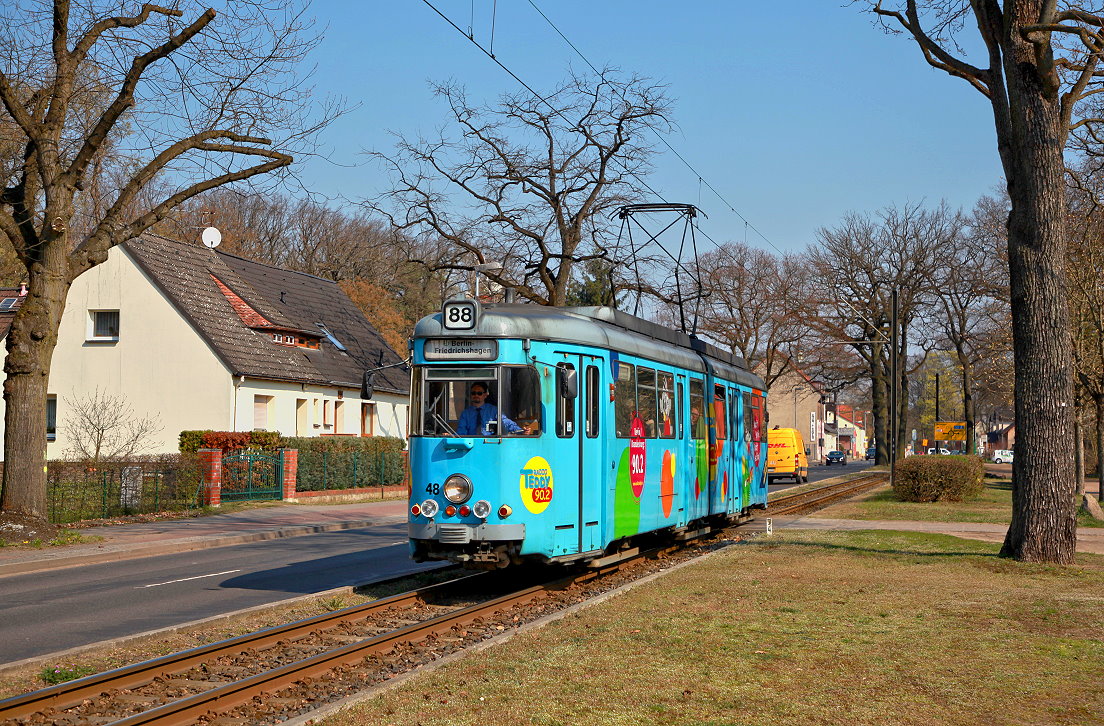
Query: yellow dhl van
767 427 809 483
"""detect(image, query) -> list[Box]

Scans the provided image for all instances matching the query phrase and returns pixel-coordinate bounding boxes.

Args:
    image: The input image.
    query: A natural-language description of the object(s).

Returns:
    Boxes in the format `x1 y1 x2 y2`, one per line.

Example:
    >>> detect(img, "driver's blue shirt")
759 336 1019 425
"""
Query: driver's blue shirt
457 403 523 435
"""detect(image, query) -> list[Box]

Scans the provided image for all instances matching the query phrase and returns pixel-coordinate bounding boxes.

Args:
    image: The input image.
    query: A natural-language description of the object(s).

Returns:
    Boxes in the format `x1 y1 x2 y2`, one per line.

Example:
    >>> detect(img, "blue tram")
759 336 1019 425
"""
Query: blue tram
407 297 768 567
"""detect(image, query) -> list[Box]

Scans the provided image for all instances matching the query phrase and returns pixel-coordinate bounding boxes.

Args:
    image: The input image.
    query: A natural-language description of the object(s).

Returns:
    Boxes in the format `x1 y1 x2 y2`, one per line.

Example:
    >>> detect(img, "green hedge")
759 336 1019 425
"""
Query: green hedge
892 455 986 502
46 454 203 523
282 436 407 491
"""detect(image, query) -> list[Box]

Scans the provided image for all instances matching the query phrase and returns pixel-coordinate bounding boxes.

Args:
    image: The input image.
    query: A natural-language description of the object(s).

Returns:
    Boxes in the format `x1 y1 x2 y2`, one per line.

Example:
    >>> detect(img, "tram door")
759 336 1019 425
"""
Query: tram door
553 355 604 555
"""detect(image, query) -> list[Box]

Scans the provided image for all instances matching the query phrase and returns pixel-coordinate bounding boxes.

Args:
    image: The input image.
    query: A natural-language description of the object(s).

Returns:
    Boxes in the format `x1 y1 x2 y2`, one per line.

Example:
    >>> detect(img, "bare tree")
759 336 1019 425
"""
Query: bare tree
860 0 1098 563
806 203 944 465
368 69 673 306
693 241 808 389
926 199 1010 456
63 389 162 464
0 0 334 530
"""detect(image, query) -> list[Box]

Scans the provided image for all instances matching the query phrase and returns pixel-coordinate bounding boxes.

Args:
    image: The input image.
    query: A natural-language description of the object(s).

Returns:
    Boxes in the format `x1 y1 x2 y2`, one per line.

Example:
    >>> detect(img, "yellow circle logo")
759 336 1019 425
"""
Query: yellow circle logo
519 456 554 513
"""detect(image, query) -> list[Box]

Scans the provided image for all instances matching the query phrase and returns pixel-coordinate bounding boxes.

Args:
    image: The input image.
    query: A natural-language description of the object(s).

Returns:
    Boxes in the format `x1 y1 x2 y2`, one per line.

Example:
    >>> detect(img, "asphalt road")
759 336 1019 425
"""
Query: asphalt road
0 523 438 664
768 457 876 494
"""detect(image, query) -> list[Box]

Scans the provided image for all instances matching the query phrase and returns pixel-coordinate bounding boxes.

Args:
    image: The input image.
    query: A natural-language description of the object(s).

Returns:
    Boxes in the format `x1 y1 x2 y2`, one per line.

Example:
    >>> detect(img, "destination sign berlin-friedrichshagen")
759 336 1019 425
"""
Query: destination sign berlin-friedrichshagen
423 339 498 360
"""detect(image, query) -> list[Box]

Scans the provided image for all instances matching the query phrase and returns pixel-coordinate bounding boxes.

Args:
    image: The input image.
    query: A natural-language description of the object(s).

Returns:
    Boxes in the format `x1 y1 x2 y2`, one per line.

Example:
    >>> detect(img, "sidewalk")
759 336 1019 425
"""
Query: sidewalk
0 500 409 578
776 516 1104 554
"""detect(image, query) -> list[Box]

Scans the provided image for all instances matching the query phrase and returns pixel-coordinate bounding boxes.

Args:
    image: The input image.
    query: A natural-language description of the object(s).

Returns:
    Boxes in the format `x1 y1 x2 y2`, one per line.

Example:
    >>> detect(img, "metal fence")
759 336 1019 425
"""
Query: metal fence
295 449 406 492
46 457 203 524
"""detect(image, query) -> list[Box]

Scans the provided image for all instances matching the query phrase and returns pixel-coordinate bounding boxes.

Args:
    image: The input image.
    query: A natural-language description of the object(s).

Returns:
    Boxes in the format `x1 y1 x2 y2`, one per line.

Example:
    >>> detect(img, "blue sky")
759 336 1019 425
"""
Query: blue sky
297 1 1004 256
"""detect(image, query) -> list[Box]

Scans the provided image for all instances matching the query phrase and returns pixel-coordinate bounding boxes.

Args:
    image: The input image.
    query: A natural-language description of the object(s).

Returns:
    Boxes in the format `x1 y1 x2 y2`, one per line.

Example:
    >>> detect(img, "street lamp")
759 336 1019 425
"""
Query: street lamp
472 261 503 299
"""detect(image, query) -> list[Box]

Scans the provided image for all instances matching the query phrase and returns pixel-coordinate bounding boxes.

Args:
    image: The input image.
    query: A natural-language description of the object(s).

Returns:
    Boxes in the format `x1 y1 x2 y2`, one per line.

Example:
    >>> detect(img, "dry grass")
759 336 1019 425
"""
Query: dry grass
813 480 1104 529
324 531 1104 726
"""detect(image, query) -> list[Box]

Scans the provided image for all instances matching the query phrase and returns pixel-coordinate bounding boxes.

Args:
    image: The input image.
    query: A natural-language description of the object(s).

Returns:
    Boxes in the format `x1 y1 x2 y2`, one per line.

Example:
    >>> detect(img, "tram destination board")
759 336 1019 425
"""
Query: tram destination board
424 338 498 361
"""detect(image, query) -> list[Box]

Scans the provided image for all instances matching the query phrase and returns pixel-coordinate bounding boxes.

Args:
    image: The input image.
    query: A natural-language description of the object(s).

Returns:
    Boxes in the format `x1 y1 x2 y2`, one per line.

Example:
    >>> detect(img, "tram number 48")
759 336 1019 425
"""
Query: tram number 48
425 483 440 495
443 301 476 330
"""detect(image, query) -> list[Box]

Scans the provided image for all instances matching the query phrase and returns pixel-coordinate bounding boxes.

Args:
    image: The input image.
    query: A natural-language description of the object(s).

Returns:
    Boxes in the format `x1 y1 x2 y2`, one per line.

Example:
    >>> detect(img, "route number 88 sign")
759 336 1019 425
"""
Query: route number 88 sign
442 300 478 330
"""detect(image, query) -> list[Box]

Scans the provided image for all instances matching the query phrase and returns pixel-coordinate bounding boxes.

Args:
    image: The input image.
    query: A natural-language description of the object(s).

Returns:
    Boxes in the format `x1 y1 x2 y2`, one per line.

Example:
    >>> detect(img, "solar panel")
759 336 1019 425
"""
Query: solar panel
0 298 17 309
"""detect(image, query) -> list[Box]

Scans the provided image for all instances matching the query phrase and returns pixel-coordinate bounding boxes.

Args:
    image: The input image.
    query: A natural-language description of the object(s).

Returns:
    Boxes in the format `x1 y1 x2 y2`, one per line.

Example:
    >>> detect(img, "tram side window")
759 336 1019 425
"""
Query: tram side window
743 392 753 444
501 366 542 436
557 363 576 438
714 384 727 440
689 378 706 440
637 367 658 438
657 371 675 439
676 381 684 439
614 362 636 438
751 393 764 442
729 387 740 441
585 365 600 438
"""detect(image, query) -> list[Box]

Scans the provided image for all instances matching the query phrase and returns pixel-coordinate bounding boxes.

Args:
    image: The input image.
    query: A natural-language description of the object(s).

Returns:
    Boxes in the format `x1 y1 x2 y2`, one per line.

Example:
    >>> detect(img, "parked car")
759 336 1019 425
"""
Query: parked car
992 449 1014 464
926 447 952 456
825 450 847 465
865 446 876 460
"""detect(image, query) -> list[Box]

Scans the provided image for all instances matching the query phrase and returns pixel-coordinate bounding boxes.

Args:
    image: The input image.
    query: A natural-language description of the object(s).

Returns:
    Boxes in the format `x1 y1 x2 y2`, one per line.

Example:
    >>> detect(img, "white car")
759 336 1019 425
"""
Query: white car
992 449 1014 464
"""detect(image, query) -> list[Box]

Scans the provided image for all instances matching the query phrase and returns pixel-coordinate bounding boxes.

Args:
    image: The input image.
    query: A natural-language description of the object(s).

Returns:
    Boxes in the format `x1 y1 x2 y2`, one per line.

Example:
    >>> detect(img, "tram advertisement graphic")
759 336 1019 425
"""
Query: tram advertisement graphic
629 417 646 498
519 456 554 514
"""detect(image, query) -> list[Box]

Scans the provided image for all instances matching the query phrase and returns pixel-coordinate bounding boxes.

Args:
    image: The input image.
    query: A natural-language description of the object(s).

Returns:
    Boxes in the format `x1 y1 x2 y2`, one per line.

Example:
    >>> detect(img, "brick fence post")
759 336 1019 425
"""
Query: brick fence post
198 448 222 507
281 448 298 500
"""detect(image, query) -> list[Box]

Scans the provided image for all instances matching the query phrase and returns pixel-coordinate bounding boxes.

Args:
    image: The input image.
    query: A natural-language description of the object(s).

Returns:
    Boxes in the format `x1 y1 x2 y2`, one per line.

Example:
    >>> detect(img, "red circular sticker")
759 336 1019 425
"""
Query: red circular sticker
629 417 646 498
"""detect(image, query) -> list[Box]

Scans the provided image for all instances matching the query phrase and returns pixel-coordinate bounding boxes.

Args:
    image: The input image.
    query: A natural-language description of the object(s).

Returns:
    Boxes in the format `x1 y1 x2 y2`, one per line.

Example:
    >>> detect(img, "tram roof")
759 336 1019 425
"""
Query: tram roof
413 302 765 390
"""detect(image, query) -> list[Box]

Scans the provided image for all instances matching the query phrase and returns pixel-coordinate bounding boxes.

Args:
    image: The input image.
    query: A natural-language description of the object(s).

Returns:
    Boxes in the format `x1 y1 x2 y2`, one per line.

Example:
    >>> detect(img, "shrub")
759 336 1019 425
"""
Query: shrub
892 455 986 502
283 436 406 491
179 430 284 453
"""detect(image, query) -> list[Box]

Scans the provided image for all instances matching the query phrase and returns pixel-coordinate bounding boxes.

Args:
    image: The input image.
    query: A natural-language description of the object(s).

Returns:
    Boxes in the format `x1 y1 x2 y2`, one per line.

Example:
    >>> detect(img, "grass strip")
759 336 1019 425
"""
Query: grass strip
324 530 1104 726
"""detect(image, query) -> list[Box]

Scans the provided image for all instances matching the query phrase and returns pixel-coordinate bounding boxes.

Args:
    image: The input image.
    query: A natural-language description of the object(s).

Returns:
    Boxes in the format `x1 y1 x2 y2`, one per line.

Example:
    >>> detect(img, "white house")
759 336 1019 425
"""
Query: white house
0 234 409 457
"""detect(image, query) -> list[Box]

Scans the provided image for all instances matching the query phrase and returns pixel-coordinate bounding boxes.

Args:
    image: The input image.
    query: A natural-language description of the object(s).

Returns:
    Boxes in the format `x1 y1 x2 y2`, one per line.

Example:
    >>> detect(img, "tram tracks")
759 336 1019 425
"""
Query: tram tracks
0 547 700 726
766 472 890 516
1 476 885 726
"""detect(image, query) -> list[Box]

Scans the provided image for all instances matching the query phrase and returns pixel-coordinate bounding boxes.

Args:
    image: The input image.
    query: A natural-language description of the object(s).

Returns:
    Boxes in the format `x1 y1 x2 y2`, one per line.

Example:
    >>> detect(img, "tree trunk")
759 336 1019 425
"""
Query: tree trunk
998 48 1078 562
1097 394 1104 503
960 353 976 456
870 349 889 465
1074 411 1085 499
0 259 69 522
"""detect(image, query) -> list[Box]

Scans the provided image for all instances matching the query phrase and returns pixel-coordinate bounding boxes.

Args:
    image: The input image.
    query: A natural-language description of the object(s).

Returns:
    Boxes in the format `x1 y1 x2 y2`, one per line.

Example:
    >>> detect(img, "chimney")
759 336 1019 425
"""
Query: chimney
18 282 27 296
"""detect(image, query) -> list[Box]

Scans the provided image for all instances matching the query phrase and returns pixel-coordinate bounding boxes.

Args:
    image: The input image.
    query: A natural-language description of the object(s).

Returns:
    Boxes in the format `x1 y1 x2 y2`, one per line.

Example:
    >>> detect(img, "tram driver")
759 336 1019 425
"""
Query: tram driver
458 382 535 436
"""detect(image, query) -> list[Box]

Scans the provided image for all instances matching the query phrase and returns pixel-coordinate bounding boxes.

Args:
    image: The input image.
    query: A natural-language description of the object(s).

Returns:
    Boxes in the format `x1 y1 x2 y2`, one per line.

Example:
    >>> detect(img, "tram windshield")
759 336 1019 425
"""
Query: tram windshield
413 366 542 437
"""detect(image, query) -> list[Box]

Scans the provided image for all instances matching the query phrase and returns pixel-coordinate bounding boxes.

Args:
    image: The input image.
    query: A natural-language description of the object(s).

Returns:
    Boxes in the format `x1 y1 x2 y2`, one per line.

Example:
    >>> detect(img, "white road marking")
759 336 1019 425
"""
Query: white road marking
138 570 241 588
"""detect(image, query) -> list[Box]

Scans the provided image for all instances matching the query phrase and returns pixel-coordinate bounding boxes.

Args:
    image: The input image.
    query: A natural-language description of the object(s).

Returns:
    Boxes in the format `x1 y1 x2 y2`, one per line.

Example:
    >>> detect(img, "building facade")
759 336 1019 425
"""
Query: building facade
0 235 409 457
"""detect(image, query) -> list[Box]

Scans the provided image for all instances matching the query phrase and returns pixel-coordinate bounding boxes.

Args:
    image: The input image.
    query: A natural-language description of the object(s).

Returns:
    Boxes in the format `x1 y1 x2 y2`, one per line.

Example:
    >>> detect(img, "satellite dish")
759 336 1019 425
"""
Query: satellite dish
201 227 222 248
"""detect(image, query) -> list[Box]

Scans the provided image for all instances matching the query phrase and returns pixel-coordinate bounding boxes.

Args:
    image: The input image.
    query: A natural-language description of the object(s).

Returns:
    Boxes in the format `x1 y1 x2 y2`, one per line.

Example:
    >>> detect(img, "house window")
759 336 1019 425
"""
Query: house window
296 398 308 436
46 395 56 442
361 402 376 436
88 310 119 341
323 399 331 428
253 395 273 430
334 400 344 434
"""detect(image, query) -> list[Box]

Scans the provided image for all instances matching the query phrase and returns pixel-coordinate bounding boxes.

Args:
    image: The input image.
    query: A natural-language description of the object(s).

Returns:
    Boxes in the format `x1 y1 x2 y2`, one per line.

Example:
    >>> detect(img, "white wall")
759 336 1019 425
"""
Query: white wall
233 380 408 443
37 247 234 456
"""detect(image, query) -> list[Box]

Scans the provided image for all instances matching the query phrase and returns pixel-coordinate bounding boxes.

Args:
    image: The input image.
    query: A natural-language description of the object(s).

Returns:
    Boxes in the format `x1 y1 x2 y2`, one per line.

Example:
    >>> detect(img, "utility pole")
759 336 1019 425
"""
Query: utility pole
890 287 899 490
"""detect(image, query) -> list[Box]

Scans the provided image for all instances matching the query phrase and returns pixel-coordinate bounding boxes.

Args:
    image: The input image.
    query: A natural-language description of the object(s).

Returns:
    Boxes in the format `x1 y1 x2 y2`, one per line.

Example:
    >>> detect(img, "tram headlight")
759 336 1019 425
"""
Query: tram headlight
472 499 492 519
443 474 473 504
420 499 439 518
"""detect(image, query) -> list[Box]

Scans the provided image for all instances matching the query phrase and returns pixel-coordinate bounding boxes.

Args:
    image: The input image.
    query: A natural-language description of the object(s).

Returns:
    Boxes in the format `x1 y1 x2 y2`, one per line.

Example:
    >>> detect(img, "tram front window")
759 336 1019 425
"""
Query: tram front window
415 366 541 437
